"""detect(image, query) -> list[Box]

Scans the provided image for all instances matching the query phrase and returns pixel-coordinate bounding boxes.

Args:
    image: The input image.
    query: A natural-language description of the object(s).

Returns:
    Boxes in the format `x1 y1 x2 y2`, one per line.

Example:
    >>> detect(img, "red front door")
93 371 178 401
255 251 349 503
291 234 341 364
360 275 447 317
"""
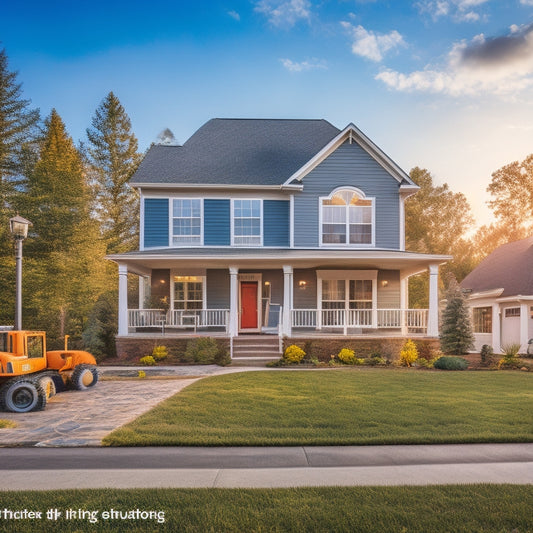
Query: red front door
241 282 258 329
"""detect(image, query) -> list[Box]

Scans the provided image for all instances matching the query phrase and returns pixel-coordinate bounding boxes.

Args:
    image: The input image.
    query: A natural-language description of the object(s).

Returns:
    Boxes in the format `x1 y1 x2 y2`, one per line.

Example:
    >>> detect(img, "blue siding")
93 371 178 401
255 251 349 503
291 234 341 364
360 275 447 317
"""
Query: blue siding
264 200 290 247
293 140 400 249
144 198 169 248
204 199 230 245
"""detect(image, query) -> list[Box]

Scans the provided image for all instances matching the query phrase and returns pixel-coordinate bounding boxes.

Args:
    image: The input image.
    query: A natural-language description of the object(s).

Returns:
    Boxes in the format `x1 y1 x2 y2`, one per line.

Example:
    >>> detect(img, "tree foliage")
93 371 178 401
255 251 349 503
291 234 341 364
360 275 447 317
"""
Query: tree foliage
405 167 475 307
86 92 142 253
440 274 474 355
487 154 533 237
19 110 107 342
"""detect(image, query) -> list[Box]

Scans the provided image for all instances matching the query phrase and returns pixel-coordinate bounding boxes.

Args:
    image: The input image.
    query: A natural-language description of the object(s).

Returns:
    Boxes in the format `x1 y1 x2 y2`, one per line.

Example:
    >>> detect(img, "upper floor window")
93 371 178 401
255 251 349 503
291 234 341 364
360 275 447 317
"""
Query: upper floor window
173 199 202 245
320 188 374 246
233 199 262 246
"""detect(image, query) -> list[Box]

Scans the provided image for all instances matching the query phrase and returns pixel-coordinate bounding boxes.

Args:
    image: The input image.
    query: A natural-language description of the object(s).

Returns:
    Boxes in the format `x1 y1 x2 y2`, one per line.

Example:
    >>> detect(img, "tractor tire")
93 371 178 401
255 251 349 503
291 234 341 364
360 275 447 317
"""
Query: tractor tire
35 372 57 399
70 364 98 391
0 379 47 413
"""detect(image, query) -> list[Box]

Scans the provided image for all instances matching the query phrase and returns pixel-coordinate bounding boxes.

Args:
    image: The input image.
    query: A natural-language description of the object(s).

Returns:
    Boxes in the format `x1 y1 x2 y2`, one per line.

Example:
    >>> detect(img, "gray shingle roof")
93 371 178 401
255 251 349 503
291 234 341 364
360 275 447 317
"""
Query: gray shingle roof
461 236 533 297
130 119 341 186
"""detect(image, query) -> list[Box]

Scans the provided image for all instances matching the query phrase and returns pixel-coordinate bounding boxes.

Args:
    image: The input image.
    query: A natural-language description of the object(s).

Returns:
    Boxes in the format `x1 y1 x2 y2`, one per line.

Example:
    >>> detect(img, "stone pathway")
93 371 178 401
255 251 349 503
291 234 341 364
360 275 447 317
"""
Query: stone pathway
0 366 258 447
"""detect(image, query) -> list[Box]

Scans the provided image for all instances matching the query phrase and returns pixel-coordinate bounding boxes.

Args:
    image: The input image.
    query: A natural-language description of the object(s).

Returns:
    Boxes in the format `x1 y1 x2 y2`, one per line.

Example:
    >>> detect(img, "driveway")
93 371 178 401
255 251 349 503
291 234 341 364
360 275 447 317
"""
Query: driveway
0 366 257 447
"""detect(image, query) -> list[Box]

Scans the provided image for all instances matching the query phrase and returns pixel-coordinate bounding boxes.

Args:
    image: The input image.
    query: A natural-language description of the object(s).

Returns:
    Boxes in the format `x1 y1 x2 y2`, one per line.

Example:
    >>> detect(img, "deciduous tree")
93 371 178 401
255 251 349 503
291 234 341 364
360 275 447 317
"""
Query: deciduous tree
405 167 475 307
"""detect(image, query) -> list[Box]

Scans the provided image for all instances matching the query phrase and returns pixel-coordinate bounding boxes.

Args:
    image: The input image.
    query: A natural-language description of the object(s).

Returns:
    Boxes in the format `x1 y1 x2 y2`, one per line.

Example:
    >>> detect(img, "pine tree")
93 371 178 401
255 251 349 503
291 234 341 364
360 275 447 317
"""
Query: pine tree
86 92 142 253
21 110 107 342
440 274 475 355
0 48 40 325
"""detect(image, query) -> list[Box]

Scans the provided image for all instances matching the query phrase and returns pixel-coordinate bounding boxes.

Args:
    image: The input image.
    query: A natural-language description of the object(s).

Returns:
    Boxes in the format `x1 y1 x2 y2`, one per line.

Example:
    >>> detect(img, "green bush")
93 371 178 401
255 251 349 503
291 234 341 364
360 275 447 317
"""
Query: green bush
284 345 306 363
338 348 356 365
152 345 168 361
502 343 521 358
214 350 232 367
185 337 219 364
139 355 157 366
434 356 469 370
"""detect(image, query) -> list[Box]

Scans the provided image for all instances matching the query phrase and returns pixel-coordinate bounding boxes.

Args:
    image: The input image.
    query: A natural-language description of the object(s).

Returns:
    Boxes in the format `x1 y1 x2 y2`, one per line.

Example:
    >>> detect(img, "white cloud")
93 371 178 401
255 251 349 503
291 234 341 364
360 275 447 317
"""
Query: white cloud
376 23 533 96
255 0 311 28
341 22 406 62
228 10 241 21
520 0 533 4
280 58 327 72
415 0 488 22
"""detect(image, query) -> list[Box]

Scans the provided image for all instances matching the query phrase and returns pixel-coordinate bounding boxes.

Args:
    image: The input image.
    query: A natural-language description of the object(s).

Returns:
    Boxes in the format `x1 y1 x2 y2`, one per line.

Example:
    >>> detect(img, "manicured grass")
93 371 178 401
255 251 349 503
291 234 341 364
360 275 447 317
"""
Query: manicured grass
0 485 530 533
104 369 533 446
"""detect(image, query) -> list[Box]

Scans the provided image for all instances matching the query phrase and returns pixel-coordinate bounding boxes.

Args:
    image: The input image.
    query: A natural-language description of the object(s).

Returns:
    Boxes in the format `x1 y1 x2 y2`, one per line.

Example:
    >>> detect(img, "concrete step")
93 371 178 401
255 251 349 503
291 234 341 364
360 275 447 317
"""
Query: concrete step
232 350 281 358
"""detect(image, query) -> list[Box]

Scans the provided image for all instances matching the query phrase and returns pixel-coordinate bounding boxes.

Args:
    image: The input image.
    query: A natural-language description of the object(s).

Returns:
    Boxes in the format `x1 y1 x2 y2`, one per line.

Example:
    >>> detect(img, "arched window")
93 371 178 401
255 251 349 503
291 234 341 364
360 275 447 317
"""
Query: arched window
320 188 374 246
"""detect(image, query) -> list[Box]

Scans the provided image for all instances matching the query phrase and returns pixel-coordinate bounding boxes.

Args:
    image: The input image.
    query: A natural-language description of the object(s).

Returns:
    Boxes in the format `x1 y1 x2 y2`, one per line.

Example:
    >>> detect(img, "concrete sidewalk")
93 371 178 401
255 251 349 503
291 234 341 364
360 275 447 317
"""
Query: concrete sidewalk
0 444 532 489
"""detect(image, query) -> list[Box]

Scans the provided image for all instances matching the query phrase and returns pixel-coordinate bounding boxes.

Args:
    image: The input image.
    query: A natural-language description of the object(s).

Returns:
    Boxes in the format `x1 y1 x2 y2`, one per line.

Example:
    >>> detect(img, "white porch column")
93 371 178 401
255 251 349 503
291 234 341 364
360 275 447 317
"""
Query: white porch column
229 267 239 337
520 302 529 353
138 276 146 310
400 276 408 335
492 303 501 354
427 264 439 337
283 265 293 337
118 263 129 336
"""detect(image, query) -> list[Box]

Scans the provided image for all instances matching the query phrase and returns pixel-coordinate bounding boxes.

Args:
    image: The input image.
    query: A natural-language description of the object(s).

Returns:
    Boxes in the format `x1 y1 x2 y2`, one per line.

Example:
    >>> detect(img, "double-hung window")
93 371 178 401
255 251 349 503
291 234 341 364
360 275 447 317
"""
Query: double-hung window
321 189 373 246
233 199 262 246
172 199 202 245
173 276 204 310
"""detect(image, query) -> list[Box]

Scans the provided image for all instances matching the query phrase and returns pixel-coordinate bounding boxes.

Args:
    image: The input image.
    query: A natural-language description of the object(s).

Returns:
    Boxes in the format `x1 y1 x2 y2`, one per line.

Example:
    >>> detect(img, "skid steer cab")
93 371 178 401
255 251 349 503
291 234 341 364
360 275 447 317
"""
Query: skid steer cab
0 329 98 413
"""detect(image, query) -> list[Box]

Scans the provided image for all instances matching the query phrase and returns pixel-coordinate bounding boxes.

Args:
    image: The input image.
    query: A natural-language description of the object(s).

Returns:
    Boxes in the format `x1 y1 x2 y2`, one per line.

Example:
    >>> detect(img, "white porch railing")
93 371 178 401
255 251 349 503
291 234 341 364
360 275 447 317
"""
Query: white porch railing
291 309 428 332
129 309 229 330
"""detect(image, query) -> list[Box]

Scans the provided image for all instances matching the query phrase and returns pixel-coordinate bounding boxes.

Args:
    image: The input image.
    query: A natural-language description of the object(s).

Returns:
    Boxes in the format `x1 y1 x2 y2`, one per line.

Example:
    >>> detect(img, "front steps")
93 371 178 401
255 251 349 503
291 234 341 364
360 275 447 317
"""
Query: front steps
231 335 281 366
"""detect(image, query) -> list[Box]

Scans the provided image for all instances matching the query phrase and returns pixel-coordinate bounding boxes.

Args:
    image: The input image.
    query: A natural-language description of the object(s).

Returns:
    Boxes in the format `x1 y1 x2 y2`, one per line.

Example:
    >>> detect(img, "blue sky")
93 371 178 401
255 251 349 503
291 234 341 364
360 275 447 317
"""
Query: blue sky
2 0 533 227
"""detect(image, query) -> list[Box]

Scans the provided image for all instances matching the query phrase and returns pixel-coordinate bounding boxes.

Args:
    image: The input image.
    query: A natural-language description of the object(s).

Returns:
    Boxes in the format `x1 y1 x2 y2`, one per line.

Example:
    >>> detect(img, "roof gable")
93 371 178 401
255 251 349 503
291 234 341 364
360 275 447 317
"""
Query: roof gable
284 123 418 189
461 236 533 297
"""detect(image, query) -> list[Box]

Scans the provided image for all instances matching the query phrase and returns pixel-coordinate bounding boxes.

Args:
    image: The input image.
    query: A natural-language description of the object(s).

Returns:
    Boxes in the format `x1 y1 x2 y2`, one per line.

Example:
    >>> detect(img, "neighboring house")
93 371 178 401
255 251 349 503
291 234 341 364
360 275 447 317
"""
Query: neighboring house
107 119 449 356
461 236 533 354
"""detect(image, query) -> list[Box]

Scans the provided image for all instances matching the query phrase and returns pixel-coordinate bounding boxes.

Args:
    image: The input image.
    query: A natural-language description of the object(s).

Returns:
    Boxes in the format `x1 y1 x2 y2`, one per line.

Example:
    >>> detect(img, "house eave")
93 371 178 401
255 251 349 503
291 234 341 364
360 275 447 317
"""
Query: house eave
131 182 304 191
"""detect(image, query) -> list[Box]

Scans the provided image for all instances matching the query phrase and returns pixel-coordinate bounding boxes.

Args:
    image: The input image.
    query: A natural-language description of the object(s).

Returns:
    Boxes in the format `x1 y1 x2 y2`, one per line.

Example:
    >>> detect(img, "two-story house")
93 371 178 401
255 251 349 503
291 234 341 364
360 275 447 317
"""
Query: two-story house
108 119 449 359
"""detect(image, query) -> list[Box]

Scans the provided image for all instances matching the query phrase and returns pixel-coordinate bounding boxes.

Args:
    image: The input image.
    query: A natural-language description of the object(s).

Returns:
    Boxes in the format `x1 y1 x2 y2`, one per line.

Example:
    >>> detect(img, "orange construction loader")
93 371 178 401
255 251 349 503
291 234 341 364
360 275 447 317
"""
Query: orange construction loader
0 329 98 413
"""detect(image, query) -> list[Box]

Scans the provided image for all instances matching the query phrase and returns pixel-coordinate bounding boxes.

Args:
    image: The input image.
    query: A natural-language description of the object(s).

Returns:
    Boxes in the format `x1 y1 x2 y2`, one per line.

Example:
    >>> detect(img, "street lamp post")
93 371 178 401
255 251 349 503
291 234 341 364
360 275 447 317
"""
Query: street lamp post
9 215 32 331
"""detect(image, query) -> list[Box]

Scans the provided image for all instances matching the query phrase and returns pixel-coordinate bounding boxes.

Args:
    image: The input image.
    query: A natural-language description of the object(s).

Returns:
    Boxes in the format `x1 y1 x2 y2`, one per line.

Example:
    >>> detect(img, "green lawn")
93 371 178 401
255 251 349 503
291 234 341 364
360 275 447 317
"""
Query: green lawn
0 486 531 533
104 369 533 446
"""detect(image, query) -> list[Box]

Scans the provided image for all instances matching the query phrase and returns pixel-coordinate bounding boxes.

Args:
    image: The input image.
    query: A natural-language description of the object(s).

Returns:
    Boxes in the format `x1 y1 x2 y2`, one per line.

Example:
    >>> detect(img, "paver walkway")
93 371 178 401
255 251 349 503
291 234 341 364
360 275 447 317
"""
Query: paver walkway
0 366 257 447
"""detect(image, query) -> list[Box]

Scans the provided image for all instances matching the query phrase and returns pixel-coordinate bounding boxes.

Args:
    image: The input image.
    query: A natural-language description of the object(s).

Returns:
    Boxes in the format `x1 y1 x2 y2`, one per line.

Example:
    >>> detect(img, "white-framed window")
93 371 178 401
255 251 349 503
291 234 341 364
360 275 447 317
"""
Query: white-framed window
473 307 492 333
349 280 373 309
172 199 202 246
173 276 205 310
504 307 520 318
320 188 374 246
232 199 262 246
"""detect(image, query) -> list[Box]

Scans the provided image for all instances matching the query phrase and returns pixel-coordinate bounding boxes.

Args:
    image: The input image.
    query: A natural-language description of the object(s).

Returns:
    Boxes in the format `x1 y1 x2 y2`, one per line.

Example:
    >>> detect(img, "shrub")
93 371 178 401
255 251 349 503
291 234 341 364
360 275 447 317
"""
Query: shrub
284 345 306 364
185 337 219 364
434 356 469 370
338 348 356 365
354 357 365 365
214 350 232 367
366 355 387 366
502 343 521 358
139 355 156 366
440 274 474 354
138 370 146 378
480 344 493 363
152 345 168 361
399 339 418 367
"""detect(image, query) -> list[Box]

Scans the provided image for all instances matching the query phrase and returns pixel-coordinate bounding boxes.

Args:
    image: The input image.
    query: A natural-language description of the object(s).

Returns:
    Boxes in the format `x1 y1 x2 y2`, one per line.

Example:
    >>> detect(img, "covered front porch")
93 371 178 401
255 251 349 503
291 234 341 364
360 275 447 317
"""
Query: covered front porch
109 248 449 341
